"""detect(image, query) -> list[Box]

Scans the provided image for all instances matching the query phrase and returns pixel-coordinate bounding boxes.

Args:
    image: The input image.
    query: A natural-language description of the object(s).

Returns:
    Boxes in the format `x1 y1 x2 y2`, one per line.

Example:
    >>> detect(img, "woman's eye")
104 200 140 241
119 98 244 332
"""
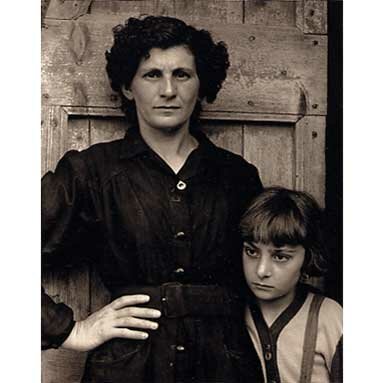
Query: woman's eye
144 71 161 79
175 70 190 80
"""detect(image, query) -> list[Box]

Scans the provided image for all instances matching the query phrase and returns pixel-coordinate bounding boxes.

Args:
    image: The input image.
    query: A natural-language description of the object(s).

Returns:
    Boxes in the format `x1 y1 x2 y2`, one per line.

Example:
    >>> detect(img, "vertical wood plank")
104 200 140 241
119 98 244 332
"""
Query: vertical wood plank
295 115 326 206
201 122 243 156
67 117 91 151
46 0 93 20
41 106 68 174
243 123 295 188
42 266 90 383
90 116 127 144
296 0 327 34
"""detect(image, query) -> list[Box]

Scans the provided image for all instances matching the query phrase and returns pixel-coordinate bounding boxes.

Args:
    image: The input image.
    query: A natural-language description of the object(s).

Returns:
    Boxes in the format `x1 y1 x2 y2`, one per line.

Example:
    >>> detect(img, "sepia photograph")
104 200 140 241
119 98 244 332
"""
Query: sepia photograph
40 1 342 382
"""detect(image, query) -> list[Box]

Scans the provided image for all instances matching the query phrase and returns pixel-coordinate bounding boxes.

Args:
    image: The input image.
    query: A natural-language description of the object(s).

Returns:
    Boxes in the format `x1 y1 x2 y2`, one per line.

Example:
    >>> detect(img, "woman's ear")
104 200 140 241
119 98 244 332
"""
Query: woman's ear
122 86 134 101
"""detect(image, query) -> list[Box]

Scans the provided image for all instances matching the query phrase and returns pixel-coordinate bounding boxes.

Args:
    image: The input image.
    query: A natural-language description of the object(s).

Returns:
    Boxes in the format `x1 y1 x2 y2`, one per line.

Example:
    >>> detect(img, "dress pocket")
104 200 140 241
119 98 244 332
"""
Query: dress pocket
82 338 151 383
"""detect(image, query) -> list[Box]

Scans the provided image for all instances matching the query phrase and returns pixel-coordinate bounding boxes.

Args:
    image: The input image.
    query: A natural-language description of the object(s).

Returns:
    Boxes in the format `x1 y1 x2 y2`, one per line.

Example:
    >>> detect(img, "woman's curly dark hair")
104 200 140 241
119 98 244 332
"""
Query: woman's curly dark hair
105 16 230 125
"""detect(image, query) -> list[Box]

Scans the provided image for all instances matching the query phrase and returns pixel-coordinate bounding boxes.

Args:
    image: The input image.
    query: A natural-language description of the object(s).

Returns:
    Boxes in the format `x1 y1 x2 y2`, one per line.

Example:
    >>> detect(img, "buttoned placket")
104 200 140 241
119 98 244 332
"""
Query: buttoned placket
168 177 191 281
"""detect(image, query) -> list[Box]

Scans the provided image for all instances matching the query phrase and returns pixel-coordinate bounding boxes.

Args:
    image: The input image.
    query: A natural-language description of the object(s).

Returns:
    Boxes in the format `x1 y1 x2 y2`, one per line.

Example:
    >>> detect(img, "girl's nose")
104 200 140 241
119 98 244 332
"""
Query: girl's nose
160 77 176 98
256 256 272 279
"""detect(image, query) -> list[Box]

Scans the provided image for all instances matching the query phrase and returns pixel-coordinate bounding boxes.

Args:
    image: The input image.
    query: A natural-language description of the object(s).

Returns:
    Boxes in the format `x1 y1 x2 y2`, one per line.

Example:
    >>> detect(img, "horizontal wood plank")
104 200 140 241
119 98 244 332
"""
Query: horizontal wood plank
42 18 327 116
244 0 296 27
46 0 93 20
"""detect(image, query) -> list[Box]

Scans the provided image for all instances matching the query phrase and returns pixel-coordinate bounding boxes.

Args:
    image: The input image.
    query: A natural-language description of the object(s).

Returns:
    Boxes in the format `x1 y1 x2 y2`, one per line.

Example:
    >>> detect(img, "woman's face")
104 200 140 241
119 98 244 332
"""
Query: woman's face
124 46 200 134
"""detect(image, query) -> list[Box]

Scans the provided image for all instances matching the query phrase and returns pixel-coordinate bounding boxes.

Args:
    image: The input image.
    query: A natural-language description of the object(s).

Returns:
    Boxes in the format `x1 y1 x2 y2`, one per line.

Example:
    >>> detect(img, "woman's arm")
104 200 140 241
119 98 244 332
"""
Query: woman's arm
42 151 161 350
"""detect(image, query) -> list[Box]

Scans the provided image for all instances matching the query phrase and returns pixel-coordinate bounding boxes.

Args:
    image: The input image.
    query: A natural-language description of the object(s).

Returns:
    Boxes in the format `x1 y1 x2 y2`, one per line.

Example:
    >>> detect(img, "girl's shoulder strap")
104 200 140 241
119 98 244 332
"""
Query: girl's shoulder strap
299 294 325 383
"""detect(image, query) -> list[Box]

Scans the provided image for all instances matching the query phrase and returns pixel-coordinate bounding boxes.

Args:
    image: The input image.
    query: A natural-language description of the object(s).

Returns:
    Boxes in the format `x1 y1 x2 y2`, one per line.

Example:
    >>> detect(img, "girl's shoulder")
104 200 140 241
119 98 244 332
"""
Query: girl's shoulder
307 292 342 336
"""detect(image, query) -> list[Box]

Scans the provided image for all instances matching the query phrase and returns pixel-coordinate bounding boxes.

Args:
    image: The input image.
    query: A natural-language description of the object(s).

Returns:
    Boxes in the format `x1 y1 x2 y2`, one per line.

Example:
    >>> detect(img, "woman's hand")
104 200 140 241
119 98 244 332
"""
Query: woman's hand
61 295 161 352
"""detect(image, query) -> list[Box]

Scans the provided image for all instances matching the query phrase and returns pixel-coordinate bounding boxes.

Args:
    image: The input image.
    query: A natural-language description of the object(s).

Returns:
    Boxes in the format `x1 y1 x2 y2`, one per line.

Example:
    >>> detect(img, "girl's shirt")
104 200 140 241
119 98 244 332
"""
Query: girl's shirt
245 287 342 383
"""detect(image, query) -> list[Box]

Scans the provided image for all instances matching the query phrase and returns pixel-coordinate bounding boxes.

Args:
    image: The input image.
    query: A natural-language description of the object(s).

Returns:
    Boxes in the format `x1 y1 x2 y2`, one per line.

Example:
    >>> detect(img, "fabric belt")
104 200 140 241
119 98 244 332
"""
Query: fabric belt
111 282 237 318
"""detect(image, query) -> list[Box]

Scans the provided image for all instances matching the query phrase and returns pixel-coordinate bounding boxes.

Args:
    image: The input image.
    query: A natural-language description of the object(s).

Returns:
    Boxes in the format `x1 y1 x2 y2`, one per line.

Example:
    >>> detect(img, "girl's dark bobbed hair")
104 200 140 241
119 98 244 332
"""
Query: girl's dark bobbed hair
239 187 328 277
105 15 230 125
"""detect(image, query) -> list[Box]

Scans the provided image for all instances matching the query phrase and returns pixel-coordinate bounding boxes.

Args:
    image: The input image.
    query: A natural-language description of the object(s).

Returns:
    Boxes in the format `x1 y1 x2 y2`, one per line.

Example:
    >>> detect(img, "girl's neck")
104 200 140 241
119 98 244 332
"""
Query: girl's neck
257 287 297 327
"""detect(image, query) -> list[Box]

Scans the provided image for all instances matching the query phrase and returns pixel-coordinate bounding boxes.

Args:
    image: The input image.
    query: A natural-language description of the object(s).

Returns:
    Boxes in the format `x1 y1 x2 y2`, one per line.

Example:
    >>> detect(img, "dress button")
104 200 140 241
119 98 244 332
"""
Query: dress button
174 267 185 274
176 345 185 352
265 344 271 350
174 231 186 239
176 180 187 190
265 351 272 360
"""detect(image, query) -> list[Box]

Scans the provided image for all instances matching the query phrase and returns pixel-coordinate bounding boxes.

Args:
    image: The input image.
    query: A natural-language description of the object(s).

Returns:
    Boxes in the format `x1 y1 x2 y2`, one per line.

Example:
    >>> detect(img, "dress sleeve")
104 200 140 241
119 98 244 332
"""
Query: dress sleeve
41 150 94 349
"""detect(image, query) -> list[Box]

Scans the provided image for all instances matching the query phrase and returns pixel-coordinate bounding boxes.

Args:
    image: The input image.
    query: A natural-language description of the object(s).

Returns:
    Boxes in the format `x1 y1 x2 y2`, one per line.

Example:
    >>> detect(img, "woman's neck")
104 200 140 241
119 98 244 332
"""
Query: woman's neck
140 124 198 174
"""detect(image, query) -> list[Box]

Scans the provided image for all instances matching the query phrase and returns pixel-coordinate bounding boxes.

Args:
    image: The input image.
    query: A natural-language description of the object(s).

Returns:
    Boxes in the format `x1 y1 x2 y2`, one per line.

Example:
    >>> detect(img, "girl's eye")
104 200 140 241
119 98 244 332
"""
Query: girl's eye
244 246 259 258
272 253 291 262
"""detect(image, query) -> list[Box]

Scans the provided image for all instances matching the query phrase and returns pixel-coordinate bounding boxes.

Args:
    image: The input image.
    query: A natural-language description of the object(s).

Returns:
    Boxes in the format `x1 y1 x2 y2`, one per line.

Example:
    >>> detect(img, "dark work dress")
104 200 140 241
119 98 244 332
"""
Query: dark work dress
42 127 264 383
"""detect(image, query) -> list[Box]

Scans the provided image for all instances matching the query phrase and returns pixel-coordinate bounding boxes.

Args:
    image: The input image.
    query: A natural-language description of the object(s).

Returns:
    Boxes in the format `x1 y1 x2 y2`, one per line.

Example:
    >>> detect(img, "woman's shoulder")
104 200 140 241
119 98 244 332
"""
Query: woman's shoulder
47 138 126 185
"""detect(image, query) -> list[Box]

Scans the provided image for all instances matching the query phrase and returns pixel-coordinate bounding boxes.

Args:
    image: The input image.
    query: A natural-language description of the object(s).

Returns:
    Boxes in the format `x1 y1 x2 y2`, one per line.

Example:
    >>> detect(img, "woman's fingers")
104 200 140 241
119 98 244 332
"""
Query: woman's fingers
114 316 159 330
115 306 161 319
111 327 150 340
110 294 151 310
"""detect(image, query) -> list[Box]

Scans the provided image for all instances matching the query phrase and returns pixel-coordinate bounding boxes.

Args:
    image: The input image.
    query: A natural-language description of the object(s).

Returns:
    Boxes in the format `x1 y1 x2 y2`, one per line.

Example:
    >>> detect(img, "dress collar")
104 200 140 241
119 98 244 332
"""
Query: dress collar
119 125 221 165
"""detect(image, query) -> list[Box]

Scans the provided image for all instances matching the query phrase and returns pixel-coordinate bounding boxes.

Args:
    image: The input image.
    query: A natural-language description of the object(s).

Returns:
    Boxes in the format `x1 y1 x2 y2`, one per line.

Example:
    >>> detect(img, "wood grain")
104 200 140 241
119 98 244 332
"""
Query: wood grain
201 121 243 156
244 0 297 27
42 18 327 116
90 116 127 144
42 266 90 383
295 115 326 206
41 106 69 174
45 0 93 20
243 122 295 188
296 0 328 34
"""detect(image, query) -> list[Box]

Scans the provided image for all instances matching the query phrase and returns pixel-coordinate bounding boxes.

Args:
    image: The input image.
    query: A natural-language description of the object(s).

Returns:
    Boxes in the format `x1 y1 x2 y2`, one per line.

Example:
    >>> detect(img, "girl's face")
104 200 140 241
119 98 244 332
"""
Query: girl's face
242 241 305 307
123 45 200 135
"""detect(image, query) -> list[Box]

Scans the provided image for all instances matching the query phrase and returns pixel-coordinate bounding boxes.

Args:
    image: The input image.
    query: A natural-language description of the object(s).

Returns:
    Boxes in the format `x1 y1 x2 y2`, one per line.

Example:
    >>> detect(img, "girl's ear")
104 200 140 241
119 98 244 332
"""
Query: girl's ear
122 86 134 101
299 272 310 283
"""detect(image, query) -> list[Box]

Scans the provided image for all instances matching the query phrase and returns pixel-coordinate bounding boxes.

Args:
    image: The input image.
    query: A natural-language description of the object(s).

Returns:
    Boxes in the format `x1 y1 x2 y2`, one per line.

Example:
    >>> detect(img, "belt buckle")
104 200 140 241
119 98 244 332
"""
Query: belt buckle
161 282 187 318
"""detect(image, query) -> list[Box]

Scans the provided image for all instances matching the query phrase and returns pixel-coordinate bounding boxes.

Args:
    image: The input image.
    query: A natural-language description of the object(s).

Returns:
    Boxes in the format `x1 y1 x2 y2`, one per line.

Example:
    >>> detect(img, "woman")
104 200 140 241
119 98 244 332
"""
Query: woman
42 16 264 382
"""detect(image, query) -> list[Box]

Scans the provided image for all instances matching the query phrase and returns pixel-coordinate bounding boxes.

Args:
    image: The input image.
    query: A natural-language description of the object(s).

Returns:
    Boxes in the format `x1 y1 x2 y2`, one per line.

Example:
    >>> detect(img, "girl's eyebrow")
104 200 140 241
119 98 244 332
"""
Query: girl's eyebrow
273 247 296 254
244 241 258 249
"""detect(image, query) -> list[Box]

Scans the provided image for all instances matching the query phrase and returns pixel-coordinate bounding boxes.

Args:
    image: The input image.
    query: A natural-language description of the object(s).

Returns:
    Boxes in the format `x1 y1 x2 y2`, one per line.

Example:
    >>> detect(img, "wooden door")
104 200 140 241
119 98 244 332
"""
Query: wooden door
42 1 328 381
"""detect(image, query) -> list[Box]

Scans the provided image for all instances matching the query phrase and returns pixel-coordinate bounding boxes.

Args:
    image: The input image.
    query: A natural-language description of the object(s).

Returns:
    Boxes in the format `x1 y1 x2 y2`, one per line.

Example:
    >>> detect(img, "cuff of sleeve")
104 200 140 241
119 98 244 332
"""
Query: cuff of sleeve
42 292 76 350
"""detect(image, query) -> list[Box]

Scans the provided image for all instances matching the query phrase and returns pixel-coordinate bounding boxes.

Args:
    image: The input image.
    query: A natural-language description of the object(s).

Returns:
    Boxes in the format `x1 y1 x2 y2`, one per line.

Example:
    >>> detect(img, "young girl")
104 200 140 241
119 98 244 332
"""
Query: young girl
239 187 342 383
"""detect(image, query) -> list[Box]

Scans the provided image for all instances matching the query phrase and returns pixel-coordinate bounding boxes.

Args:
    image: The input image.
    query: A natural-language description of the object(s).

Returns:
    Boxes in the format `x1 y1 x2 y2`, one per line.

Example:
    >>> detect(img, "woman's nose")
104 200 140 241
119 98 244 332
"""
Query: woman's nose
256 256 272 279
160 77 176 98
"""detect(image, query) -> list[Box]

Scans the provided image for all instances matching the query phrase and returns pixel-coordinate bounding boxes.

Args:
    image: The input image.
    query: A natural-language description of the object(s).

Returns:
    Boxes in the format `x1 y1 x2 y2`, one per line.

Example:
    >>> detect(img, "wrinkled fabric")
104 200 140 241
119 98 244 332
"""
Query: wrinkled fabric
42 127 264 382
